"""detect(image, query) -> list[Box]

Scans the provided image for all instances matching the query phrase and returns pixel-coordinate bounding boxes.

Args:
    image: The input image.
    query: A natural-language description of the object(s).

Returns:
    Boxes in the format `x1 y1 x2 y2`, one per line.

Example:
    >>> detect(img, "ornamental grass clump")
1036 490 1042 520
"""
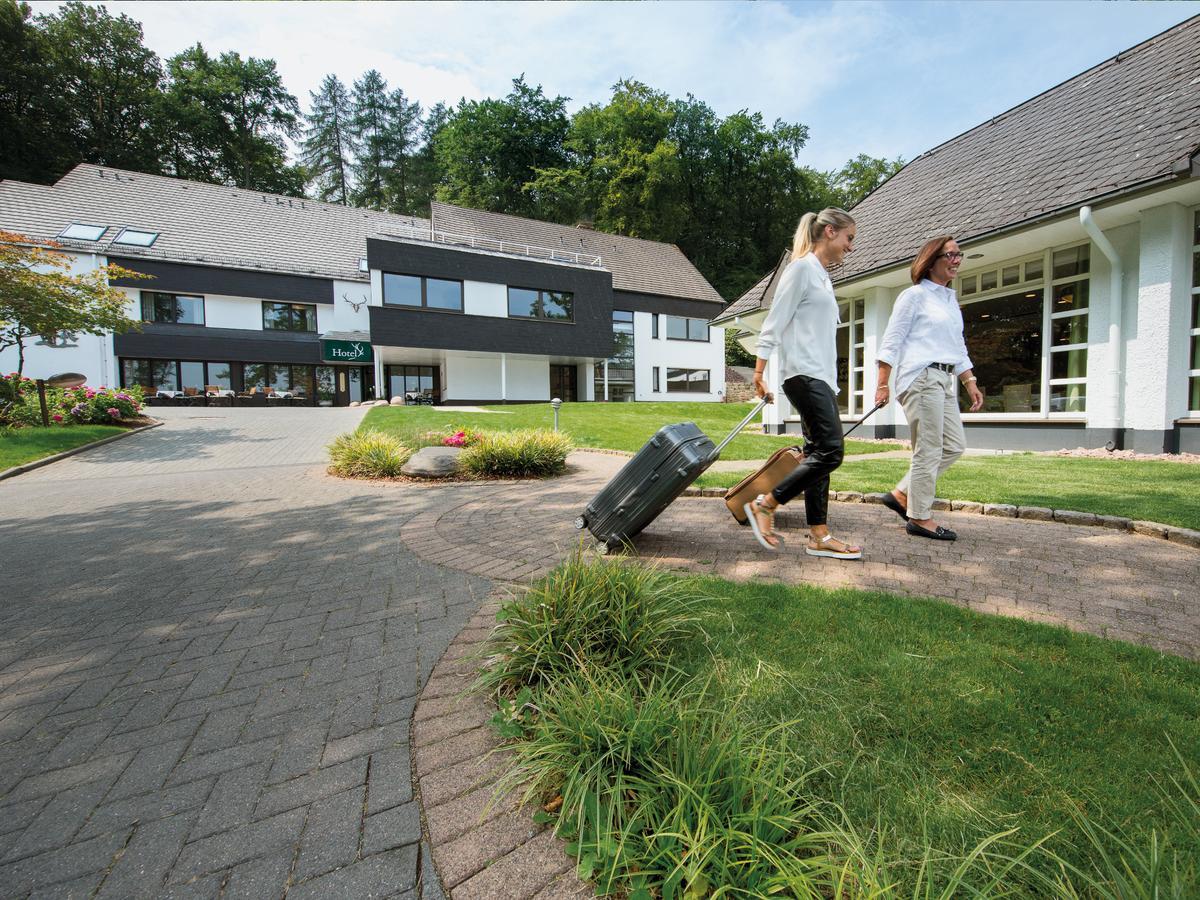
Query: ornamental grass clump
327 429 413 478
477 550 703 696
459 428 572 478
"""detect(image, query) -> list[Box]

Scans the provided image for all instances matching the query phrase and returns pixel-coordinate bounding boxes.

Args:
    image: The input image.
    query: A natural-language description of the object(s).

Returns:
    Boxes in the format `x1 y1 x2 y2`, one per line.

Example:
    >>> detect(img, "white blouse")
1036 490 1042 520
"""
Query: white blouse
755 253 840 393
877 279 974 397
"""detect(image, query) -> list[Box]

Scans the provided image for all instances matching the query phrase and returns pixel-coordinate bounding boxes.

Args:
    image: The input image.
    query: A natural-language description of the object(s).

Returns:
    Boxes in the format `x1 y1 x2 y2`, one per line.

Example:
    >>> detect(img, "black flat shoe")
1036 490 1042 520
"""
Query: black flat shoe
881 493 908 522
906 521 957 541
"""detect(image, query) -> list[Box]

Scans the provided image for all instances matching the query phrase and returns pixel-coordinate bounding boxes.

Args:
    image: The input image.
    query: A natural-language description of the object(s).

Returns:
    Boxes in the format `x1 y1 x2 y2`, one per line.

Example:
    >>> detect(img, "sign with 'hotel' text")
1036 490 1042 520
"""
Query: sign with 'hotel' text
320 339 374 364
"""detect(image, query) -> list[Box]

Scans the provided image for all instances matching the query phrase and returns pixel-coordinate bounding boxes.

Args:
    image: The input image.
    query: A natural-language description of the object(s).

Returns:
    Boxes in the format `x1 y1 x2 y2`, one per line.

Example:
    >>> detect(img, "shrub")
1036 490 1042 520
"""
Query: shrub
327 429 413 477
478 550 703 696
0 375 142 427
459 428 571 478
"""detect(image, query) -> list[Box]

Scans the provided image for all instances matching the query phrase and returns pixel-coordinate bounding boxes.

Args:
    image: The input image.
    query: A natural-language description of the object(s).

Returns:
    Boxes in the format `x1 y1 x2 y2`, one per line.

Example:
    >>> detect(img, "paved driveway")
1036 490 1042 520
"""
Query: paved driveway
0 408 490 899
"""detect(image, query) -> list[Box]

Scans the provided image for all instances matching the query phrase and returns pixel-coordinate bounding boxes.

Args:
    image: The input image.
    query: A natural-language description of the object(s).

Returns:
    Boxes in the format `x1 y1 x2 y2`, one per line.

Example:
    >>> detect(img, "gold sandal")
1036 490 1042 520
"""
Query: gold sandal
806 534 862 560
744 494 781 551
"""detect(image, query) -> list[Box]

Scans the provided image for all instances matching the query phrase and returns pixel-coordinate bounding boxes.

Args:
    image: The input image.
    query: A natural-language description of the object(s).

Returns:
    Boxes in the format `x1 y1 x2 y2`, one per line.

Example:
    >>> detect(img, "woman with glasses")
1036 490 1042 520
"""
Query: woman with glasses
746 207 864 559
874 236 984 541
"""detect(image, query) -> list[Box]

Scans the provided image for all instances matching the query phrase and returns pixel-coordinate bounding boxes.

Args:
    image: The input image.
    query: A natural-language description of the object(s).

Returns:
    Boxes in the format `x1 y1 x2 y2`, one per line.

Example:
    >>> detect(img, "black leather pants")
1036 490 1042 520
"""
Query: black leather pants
770 375 845 526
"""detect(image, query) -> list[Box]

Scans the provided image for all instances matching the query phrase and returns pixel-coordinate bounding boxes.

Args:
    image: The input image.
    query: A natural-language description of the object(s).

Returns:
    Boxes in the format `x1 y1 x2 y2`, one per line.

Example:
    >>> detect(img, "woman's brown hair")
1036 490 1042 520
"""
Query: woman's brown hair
910 234 955 285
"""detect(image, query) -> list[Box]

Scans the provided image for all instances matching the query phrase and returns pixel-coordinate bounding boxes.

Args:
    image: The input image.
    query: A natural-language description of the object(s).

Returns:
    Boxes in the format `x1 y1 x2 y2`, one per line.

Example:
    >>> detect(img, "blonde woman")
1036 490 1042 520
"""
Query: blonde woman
875 235 984 541
747 207 863 559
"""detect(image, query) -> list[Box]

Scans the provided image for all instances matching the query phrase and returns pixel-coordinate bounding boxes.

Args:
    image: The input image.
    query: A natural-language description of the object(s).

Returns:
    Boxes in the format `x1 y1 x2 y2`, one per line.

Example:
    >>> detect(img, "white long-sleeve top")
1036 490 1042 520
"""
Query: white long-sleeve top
877 279 974 396
755 253 840 393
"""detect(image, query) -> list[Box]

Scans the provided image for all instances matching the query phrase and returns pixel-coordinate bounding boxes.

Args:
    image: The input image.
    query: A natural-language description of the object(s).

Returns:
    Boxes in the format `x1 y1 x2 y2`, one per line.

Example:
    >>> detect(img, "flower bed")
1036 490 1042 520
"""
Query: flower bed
1 373 144 428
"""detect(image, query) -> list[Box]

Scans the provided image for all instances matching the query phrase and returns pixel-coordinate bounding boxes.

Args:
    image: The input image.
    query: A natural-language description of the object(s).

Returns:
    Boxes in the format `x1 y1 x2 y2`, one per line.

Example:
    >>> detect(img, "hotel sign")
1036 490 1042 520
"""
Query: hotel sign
320 339 373 364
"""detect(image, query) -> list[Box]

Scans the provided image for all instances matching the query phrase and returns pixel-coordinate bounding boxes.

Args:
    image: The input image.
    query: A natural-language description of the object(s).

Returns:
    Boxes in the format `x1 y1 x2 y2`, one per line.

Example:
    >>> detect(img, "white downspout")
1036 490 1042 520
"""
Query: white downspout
1079 206 1123 436
500 353 507 403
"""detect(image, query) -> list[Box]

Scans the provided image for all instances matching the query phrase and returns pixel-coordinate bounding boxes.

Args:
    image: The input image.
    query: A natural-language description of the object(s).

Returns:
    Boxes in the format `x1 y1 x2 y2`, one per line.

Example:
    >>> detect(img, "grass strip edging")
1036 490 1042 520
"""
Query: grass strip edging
681 486 1200 548
0 420 163 482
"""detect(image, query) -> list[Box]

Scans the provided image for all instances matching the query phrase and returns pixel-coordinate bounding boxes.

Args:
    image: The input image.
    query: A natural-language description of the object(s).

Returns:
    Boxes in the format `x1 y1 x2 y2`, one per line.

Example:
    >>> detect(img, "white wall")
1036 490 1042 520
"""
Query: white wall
330 279 371 333
204 295 266 330
445 353 500 400
505 355 550 401
635 312 726 402
463 281 507 318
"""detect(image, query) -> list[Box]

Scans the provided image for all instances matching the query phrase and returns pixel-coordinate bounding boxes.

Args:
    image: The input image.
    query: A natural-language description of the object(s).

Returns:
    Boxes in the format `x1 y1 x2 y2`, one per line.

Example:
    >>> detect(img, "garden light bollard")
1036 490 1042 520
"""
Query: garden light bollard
551 397 562 431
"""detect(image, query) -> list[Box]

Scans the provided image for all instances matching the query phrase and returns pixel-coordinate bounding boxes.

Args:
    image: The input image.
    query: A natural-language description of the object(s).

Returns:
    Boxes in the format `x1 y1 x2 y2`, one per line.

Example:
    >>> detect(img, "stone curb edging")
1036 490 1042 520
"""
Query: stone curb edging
681 487 1200 549
413 590 589 900
0 419 163 482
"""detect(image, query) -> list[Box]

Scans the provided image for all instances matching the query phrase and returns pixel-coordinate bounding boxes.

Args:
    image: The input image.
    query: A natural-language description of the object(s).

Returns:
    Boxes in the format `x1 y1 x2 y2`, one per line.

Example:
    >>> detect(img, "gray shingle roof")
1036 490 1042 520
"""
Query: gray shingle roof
0 164 430 281
838 15 1200 282
714 250 789 323
431 201 724 305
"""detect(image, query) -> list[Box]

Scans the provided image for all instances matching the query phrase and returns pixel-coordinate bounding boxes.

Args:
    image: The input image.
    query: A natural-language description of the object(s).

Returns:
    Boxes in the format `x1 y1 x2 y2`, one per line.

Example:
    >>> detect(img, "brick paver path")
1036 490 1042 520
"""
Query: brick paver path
0 407 491 899
404 450 1200 660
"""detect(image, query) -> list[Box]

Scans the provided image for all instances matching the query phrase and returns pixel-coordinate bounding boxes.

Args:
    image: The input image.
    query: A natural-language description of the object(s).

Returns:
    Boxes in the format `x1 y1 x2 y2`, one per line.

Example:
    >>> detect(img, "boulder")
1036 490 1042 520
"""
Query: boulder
349 401 361 408
389 396 405 406
402 445 464 478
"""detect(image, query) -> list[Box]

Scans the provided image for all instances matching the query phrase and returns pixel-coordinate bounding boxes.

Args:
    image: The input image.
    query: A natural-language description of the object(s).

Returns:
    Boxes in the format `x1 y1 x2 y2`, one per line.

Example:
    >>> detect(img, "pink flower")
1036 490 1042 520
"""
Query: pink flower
52 414 63 422
107 407 120 418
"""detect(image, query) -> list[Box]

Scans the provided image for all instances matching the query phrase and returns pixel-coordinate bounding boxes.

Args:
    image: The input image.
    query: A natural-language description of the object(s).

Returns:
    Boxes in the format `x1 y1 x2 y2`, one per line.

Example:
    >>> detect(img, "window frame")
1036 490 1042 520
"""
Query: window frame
665 367 711 394
1189 208 1200 415
382 272 464 313
506 285 574 322
112 227 159 247
57 223 107 241
664 315 710 342
954 243 1091 419
141 291 206 326
261 301 318 332
836 298 866 415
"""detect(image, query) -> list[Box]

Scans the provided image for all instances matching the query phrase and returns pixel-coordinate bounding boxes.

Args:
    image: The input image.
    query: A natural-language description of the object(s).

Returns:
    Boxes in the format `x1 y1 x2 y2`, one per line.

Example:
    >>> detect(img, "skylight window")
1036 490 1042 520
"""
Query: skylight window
358 257 369 272
112 227 159 247
58 223 107 241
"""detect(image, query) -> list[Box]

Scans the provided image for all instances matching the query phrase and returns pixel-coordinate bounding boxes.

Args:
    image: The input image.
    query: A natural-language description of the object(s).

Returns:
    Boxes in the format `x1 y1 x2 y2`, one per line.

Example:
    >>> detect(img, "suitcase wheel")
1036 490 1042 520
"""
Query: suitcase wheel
574 515 586 530
595 541 610 556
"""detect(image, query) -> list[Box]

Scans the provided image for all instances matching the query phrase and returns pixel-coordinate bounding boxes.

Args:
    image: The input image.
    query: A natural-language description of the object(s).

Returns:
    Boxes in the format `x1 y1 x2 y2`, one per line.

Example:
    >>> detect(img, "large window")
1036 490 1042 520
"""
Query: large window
507 286 573 321
595 310 634 401
386 365 436 399
955 246 1090 415
383 273 463 312
836 298 865 414
666 368 710 394
665 316 710 342
122 359 178 392
242 363 315 396
142 291 204 325
263 302 317 331
1190 210 1200 414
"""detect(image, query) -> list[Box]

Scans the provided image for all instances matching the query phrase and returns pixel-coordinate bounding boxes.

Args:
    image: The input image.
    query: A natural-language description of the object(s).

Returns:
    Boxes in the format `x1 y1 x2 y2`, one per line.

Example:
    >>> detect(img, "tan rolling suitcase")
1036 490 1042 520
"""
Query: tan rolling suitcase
723 401 885 525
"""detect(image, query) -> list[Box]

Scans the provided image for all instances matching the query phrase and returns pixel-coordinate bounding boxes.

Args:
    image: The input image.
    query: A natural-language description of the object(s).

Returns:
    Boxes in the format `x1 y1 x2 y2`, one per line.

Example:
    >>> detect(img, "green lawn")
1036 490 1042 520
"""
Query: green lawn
695 454 1200 529
361 401 892 460
675 574 1200 887
0 425 126 470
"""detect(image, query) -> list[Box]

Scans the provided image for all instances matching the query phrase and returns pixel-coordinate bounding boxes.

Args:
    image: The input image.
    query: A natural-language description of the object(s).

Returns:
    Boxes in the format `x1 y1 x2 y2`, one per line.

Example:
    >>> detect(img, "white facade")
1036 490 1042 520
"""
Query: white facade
630 311 726 403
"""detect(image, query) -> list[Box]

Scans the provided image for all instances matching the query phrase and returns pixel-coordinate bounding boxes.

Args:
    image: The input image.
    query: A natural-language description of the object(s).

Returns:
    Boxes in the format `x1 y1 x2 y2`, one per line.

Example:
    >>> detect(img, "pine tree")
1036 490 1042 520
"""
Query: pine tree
348 69 391 209
381 87 422 214
301 74 353 205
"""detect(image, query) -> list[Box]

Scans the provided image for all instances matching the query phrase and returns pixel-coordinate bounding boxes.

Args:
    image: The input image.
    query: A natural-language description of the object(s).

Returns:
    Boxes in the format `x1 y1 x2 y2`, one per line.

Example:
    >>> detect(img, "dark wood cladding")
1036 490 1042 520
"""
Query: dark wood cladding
110 257 335 304
367 238 614 357
612 290 726 319
114 324 321 364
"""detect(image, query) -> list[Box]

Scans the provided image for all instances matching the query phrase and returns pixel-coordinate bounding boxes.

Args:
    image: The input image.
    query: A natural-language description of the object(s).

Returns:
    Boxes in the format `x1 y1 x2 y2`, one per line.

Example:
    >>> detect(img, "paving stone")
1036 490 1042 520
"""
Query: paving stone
0 828 131 896
6 752 134 802
452 829 572 900
192 763 270 840
3 776 116 862
1018 506 1054 521
1054 509 1098 526
80 778 214 839
289 845 419 900
221 848 294 900
434 809 540 889
322 721 409 766
172 807 306 882
256 756 367 818
294 784 364 881
362 800 421 856
1096 514 1132 531
108 738 190 801
94 810 198 899
27 870 106 900
367 746 413 815
983 503 1018 518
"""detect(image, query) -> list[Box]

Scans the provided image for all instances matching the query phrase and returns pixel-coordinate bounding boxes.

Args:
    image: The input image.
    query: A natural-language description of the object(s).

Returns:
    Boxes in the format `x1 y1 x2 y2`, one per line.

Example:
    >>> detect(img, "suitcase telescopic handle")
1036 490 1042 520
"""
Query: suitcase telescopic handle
710 396 771 461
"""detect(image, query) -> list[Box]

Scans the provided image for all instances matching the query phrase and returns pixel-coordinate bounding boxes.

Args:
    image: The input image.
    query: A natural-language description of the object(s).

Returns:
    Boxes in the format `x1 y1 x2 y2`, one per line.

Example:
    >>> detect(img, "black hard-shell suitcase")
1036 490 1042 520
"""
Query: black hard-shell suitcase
577 398 768 552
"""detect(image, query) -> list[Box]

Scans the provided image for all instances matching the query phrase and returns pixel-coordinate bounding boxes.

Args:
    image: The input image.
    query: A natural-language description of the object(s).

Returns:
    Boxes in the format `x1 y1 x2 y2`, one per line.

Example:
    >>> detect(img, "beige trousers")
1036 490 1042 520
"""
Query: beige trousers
897 368 966 520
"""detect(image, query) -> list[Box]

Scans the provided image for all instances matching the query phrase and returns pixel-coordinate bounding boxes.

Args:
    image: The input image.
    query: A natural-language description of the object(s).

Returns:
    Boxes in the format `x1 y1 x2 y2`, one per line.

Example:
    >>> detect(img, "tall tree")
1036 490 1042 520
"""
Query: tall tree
34 1 163 177
162 44 303 194
381 87 423 215
348 69 392 209
821 152 904 209
408 101 449 216
301 73 354 204
0 0 65 183
433 76 569 219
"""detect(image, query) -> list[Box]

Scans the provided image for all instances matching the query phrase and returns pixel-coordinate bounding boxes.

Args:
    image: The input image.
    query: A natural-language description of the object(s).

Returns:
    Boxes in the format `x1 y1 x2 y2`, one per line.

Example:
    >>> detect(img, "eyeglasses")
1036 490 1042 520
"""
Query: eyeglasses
938 251 965 261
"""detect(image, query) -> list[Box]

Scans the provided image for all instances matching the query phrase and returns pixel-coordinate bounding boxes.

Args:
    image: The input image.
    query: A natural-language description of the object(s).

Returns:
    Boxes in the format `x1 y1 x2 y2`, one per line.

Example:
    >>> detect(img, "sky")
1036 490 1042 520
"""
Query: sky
29 0 1200 172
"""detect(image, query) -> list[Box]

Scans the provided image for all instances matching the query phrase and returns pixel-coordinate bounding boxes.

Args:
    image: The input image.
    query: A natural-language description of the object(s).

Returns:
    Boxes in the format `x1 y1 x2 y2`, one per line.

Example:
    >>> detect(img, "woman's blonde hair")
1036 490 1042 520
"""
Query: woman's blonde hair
792 207 855 260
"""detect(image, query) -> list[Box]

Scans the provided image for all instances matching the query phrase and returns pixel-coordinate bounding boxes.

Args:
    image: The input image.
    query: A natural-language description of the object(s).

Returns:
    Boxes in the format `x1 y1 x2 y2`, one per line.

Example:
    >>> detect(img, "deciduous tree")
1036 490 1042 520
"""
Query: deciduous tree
0 231 145 376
